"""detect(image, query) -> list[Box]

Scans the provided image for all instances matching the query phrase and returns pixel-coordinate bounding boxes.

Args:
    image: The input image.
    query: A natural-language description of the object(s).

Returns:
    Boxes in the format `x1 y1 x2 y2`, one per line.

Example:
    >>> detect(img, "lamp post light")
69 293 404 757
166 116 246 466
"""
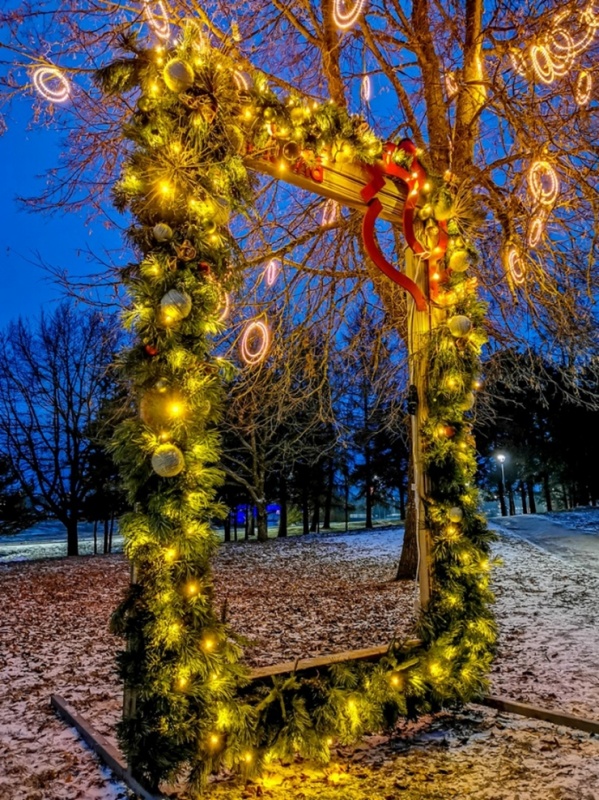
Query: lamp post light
496 453 508 517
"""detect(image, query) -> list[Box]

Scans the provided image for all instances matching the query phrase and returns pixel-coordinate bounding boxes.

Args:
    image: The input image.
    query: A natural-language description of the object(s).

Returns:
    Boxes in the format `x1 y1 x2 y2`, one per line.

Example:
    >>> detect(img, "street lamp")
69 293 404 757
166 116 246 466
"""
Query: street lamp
496 453 506 486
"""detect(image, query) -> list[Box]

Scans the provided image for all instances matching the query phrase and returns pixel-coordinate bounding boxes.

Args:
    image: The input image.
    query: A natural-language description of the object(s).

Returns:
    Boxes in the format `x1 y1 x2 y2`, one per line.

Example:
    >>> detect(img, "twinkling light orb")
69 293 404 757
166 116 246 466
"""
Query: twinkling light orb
527 214 545 248
507 247 526 286
528 160 559 206
333 0 366 30
240 319 271 365
143 0 171 41
361 74 372 103
264 258 280 287
32 67 70 103
575 70 592 105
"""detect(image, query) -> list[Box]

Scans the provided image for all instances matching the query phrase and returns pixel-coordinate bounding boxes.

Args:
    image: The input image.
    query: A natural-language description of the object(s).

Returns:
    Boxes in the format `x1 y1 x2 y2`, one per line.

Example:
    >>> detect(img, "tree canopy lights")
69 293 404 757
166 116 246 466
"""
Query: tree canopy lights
90 26 496 794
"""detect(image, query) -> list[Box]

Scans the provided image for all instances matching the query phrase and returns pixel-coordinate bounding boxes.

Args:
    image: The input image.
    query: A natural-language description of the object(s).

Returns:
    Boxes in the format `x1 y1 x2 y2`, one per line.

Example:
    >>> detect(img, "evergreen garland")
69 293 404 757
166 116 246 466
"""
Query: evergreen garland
101 27 496 793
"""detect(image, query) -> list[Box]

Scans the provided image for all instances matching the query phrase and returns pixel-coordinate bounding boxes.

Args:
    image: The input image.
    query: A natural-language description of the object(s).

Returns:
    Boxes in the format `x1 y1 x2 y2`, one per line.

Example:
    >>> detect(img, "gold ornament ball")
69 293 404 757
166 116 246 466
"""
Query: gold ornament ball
448 315 472 338
160 289 192 323
152 444 185 477
460 392 476 411
153 223 173 242
290 107 305 123
448 507 464 523
163 59 195 93
449 249 469 272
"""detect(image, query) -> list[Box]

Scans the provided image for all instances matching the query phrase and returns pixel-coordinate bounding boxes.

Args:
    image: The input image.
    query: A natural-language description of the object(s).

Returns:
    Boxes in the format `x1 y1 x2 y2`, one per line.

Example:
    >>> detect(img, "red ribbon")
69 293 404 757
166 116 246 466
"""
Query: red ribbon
360 140 449 310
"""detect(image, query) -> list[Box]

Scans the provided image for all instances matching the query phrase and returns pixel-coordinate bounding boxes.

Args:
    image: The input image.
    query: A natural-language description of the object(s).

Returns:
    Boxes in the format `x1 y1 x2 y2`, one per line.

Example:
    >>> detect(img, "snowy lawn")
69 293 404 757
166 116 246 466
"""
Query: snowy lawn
0 525 598 798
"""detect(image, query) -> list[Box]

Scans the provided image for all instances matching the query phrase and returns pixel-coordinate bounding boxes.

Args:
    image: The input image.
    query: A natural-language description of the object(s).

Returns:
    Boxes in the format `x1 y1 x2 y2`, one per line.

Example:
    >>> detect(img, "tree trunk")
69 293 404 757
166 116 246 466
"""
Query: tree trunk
233 507 238 541
543 473 552 512
302 483 310 535
103 518 109 554
244 503 250 540
498 478 507 516
520 481 528 514
310 494 320 533
109 515 114 552
399 478 406 521
256 501 268 542
323 459 334 529
66 517 79 557
93 519 98 555
396 456 418 580
508 483 516 516
527 479 537 514
224 513 231 543
278 472 288 538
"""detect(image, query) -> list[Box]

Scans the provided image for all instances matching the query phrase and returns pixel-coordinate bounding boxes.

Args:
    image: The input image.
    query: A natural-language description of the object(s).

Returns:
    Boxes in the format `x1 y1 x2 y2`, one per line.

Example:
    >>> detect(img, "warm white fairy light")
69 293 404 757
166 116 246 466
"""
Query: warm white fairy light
217 290 230 322
528 160 559 206
333 0 366 30
240 319 271 365
509 49 527 77
575 70 592 105
527 214 545 248
360 74 371 103
321 198 340 226
32 66 70 103
507 247 526 285
233 71 249 91
530 45 555 84
264 258 280 287
143 0 171 41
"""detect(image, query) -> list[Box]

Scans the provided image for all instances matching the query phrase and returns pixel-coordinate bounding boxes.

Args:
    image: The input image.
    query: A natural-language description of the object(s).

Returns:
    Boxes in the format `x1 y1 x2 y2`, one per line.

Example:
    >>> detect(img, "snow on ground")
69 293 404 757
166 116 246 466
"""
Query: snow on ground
547 507 599 533
0 524 598 798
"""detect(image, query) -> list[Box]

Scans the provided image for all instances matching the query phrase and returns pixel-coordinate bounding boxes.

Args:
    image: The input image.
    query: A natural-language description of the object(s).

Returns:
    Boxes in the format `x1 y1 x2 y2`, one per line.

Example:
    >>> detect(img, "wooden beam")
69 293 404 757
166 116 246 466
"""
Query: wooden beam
249 641 421 681
50 695 166 800
480 695 599 736
245 157 406 226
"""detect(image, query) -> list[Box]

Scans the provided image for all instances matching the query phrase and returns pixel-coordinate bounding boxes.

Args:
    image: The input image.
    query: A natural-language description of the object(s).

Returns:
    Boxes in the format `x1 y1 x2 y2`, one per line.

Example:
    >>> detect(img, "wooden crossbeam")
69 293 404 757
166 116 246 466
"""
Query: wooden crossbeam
245 156 406 225
249 641 421 681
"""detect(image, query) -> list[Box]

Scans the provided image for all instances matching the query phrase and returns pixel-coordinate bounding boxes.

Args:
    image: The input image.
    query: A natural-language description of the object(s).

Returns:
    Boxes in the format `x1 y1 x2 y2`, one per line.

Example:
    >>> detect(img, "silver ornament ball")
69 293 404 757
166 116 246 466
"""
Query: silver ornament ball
153 223 173 242
448 507 464 523
448 315 472 338
160 289 192 323
152 444 185 477
163 59 195 93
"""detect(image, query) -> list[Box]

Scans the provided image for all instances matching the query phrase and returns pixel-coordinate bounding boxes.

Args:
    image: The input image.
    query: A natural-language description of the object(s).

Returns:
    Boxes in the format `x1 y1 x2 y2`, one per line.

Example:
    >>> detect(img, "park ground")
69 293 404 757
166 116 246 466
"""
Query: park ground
1 513 599 799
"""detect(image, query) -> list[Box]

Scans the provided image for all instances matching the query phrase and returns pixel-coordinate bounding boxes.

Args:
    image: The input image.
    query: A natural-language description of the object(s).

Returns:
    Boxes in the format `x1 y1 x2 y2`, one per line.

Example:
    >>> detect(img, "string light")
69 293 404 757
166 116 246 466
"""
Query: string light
321 198 340 226
530 45 555 84
509 49 527 77
142 0 171 41
264 258 280 286
332 0 366 30
528 160 559 206
32 66 70 103
507 247 526 286
527 214 545 248
575 70 592 105
240 319 271 365
360 74 371 103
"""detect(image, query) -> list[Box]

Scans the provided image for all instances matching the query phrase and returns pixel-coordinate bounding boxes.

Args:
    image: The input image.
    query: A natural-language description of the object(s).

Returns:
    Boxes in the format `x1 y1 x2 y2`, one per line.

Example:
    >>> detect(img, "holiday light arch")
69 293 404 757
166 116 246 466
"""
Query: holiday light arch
94 28 496 794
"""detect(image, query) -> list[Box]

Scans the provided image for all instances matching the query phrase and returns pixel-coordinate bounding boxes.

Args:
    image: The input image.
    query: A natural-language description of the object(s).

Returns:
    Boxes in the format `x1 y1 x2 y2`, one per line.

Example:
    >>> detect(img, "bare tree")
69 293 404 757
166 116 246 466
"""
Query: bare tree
0 302 120 555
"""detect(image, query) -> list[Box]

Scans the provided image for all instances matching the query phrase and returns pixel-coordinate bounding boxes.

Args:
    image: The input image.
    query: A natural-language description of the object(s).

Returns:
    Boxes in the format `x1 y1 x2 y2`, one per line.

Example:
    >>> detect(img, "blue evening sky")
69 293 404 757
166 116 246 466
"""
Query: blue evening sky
0 96 121 329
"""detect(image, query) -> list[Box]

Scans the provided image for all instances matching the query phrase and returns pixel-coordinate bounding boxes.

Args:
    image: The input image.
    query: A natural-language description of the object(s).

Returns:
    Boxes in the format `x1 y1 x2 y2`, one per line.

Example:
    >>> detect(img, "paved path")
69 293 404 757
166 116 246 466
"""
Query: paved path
492 513 599 575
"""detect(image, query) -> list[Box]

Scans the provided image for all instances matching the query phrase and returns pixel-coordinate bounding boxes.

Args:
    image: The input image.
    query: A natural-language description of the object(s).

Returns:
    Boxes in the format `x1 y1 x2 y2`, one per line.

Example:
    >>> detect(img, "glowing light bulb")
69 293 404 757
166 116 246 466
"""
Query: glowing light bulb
142 0 171 41
177 676 188 688
240 319 272 366
243 752 253 763
187 581 199 596
202 636 215 651
321 198 340 226
528 160 559 206
333 0 366 30
32 66 70 103
209 734 220 747
167 400 184 417
165 547 177 562
159 179 173 195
